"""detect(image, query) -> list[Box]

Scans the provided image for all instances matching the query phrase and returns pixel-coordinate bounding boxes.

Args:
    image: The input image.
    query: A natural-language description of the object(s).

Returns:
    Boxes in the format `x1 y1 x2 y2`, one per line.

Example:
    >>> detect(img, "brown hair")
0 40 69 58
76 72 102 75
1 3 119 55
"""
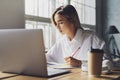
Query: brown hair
51 5 83 30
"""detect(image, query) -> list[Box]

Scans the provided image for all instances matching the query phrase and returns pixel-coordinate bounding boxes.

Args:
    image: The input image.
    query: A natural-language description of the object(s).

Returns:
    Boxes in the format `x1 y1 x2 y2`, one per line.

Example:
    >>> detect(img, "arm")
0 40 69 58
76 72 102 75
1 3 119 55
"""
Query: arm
46 41 63 63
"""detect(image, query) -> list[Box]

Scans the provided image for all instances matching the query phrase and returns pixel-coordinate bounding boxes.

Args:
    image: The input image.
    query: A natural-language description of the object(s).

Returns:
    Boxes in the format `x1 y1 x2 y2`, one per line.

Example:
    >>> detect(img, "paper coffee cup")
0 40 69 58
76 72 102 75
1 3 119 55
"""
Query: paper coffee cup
88 49 103 77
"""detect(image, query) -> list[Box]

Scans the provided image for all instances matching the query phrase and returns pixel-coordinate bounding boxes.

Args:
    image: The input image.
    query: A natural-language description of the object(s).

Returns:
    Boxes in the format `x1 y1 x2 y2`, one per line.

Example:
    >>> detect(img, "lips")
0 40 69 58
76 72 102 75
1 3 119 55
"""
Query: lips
59 29 62 32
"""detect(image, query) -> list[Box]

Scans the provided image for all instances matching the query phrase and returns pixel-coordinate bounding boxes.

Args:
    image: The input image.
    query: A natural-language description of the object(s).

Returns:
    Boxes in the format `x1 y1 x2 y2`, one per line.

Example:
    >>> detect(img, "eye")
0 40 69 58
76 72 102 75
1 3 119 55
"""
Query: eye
58 21 63 24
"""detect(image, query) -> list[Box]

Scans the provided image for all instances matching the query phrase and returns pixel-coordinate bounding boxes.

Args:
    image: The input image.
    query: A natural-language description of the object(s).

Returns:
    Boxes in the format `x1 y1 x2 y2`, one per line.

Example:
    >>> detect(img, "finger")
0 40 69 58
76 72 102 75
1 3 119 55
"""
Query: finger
66 58 71 62
64 57 70 61
64 57 68 61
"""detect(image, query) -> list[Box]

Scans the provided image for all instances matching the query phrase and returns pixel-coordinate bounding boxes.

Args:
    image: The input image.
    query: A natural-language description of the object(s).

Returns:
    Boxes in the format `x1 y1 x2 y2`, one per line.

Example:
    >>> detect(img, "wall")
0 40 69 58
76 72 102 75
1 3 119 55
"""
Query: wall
0 0 25 29
103 0 120 48
97 0 120 61
104 0 120 38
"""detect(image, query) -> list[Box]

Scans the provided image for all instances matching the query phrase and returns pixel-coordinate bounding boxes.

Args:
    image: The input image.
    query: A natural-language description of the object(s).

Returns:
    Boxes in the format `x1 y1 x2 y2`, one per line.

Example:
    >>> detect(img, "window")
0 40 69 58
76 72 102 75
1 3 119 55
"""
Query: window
71 0 96 25
25 0 96 51
25 0 68 18
26 20 52 51
25 0 67 51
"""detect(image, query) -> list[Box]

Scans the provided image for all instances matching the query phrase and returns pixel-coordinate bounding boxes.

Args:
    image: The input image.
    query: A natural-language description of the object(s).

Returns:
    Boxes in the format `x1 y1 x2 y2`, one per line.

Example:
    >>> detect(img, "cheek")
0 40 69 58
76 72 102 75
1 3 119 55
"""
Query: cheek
60 23 69 29
63 24 70 31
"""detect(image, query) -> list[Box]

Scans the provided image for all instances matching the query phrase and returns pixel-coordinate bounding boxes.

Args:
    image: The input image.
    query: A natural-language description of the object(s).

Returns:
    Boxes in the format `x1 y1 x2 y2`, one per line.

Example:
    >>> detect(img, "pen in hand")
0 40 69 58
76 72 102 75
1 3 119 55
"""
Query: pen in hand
71 47 80 57
64 46 81 67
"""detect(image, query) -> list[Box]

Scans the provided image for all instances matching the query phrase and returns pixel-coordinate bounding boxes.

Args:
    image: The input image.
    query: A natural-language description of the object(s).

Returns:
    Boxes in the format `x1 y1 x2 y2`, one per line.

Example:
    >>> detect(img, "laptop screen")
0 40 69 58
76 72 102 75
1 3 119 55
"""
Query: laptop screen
0 29 48 77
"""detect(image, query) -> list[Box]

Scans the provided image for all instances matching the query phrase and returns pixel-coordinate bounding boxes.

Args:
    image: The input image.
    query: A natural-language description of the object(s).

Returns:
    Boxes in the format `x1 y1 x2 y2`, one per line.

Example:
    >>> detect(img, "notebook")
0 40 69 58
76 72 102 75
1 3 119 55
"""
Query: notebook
0 29 70 77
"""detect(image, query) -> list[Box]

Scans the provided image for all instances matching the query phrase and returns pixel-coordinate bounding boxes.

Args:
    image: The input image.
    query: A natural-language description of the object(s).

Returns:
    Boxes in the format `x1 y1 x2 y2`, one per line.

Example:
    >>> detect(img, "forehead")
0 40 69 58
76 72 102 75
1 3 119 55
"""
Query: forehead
54 13 67 22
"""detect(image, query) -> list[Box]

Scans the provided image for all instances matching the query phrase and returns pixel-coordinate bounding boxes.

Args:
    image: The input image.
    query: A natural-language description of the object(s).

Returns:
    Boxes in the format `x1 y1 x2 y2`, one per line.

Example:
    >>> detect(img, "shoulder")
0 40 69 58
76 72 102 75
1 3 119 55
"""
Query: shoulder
82 29 95 37
83 30 104 40
82 29 104 42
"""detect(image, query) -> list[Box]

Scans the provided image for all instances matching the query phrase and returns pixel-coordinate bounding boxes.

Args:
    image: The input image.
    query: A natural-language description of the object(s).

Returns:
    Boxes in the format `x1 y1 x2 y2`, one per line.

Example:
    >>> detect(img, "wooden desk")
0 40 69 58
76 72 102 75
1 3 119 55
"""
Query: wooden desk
0 68 120 80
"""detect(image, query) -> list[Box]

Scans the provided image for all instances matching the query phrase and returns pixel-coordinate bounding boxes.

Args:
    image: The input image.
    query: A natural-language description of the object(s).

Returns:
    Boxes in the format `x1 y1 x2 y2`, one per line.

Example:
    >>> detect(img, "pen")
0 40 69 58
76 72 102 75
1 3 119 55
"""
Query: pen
71 47 80 57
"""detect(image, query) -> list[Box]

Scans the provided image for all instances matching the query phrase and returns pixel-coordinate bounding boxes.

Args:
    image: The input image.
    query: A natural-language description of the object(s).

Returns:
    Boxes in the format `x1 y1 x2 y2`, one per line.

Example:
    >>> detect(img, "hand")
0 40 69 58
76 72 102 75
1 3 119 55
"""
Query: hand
64 57 82 67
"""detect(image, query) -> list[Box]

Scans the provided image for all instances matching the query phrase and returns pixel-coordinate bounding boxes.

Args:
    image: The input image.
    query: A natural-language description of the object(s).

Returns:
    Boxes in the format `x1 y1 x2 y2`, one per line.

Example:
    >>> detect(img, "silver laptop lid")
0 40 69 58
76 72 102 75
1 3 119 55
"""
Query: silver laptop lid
0 29 48 77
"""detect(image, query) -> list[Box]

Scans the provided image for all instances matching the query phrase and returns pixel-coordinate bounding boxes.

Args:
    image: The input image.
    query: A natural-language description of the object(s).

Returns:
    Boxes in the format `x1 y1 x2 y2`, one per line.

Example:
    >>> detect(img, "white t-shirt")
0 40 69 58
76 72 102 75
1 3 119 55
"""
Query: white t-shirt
46 29 105 63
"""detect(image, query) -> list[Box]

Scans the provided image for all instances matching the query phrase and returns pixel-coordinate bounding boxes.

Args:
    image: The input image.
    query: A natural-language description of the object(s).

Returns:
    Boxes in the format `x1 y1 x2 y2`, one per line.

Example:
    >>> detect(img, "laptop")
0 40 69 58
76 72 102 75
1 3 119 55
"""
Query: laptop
0 29 70 77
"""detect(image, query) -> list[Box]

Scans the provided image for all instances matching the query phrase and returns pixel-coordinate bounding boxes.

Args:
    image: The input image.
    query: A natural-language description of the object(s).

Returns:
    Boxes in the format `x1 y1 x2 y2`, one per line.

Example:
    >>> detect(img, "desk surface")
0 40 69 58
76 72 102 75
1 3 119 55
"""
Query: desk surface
0 68 120 80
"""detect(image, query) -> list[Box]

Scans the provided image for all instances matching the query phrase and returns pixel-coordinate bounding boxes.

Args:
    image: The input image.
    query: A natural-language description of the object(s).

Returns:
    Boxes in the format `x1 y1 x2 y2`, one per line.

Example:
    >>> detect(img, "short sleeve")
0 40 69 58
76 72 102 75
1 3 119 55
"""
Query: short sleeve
92 33 105 49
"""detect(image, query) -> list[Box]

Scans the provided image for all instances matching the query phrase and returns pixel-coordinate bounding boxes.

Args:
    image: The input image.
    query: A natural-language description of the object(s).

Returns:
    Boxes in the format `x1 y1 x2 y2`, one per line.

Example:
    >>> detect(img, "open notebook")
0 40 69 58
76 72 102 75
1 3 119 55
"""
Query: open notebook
0 29 70 77
47 62 76 69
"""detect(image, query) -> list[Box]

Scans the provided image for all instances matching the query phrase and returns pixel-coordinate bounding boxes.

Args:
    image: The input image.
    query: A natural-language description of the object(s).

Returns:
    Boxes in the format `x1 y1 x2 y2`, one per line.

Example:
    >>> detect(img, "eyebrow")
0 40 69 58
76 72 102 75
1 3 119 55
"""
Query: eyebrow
57 19 63 22
55 19 63 25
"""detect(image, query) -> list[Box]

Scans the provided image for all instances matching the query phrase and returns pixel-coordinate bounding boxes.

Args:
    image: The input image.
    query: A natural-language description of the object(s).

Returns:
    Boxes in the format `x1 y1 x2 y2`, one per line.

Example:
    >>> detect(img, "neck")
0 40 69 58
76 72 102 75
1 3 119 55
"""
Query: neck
68 28 77 41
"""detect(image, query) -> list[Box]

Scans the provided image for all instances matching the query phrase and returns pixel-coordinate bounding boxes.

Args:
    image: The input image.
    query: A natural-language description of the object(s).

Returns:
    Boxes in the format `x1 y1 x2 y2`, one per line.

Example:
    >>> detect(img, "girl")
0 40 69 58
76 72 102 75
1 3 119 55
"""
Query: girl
46 5 105 67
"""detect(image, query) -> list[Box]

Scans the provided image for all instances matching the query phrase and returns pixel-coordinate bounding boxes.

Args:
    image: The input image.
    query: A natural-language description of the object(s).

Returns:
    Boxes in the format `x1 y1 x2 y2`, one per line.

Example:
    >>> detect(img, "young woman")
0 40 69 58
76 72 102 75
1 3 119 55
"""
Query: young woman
46 5 105 67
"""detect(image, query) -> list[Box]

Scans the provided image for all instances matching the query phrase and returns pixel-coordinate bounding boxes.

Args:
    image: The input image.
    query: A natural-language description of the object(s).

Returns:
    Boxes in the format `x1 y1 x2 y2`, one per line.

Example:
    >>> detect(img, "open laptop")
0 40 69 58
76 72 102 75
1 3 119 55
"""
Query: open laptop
0 29 70 77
